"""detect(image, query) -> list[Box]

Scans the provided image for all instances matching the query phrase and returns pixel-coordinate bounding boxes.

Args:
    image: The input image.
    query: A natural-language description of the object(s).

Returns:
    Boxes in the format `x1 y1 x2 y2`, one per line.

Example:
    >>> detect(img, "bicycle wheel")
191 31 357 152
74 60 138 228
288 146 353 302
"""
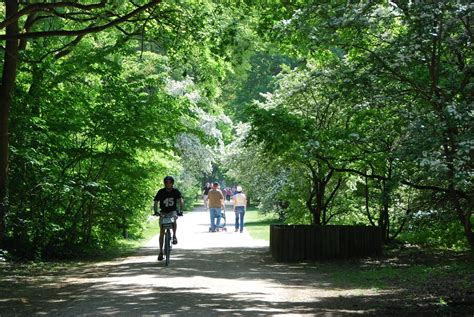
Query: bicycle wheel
164 229 171 266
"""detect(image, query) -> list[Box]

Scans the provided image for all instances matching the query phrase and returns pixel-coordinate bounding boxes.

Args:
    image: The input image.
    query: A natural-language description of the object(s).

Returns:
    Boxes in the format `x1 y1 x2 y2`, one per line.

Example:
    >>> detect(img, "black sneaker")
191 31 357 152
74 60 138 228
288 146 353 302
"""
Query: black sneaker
158 253 164 261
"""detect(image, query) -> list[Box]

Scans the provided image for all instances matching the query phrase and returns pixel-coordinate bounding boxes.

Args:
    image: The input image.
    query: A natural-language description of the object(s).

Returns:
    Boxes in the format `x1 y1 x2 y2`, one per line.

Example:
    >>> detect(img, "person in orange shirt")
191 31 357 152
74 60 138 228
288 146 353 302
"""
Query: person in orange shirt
207 182 224 232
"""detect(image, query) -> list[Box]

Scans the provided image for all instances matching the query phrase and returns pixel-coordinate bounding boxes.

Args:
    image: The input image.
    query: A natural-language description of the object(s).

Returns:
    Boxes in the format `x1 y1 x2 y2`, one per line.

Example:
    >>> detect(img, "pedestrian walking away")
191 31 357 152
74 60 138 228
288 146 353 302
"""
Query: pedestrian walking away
225 187 232 201
207 182 225 232
202 182 211 209
232 185 247 233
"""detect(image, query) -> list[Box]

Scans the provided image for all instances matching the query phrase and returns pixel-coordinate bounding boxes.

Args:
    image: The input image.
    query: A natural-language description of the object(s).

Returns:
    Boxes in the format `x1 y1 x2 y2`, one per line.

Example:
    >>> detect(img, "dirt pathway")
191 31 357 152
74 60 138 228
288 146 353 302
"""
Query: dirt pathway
0 205 440 316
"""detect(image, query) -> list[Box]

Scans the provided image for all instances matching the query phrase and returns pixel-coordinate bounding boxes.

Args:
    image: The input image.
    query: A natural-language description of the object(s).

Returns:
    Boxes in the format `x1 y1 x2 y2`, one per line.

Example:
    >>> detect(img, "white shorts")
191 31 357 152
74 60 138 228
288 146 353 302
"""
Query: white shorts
159 210 177 225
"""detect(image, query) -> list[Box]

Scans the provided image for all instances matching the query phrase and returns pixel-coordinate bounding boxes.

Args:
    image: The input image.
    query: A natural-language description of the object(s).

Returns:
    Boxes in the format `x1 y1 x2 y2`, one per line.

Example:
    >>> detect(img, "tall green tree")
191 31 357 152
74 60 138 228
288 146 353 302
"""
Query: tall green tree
249 0 473 247
8 39 197 256
0 0 162 247
2 0 251 257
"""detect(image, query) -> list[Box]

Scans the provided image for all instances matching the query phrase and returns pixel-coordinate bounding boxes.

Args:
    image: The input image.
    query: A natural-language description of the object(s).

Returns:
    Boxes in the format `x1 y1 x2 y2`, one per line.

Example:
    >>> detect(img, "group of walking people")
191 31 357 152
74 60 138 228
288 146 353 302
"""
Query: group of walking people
203 182 247 233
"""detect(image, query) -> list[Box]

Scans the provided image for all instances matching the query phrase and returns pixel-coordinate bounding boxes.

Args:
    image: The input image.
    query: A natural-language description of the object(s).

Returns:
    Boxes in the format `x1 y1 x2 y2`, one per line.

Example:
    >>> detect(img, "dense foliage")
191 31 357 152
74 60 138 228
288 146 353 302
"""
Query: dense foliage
1 1 472 258
224 1 473 249
1 1 236 258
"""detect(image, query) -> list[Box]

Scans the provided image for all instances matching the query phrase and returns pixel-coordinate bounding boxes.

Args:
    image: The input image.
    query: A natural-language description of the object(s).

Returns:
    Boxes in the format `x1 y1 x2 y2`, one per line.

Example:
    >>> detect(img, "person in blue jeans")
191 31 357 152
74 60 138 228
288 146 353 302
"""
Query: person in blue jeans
207 182 224 232
232 186 247 233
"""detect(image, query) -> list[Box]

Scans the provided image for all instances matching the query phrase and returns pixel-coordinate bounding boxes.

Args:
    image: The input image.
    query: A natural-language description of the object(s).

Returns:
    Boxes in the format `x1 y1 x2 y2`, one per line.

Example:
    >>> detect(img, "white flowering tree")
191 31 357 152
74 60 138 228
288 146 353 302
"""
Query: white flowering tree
223 123 294 221
165 75 228 199
255 0 473 247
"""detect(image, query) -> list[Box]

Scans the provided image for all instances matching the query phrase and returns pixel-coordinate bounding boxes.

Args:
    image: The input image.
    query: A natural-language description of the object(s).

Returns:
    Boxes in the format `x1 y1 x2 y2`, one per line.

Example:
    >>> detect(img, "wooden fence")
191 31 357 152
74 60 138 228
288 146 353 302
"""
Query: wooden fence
270 224 382 262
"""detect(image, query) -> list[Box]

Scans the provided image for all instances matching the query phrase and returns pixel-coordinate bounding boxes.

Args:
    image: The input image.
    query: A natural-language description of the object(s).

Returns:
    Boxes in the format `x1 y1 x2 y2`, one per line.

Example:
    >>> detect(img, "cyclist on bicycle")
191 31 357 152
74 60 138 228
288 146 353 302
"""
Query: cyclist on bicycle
153 176 184 261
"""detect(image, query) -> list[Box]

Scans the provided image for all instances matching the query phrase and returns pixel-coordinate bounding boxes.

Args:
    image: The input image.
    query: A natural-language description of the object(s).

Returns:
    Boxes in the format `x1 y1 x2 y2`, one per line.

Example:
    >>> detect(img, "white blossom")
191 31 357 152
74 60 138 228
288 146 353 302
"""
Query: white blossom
184 91 201 104
446 102 462 120
175 133 213 174
165 76 194 97
165 76 202 104
189 106 223 139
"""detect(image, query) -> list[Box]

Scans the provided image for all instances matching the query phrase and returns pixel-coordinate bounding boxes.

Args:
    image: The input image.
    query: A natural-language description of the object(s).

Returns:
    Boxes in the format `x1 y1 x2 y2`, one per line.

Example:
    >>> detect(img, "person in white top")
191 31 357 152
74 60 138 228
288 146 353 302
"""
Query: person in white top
232 186 247 233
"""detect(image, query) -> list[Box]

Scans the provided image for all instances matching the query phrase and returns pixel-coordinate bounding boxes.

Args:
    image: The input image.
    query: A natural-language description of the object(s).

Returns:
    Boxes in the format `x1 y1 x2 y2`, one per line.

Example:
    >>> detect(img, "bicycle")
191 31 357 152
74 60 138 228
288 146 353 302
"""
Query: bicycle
160 214 174 266
159 211 182 266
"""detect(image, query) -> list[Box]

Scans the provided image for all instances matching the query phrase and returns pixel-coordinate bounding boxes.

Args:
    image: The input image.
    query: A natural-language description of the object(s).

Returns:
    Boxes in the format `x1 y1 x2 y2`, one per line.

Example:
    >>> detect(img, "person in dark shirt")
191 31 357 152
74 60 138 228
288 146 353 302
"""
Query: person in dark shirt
153 176 184 261
202 182 211 209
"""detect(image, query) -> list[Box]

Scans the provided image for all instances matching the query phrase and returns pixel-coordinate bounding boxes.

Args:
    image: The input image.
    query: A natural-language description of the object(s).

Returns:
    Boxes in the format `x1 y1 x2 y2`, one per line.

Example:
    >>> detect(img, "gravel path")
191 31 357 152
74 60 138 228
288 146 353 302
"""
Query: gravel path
1 205 412 316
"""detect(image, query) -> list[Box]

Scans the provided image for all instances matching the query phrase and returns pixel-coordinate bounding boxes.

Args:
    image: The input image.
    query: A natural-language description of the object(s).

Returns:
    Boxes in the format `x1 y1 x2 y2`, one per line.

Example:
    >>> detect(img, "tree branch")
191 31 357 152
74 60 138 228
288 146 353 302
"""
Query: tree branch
313 152 468 198
54 35 85 59
364 176 376 227
0 1 107 30
323 176 342 211
0 0 162 40
19 12 37 50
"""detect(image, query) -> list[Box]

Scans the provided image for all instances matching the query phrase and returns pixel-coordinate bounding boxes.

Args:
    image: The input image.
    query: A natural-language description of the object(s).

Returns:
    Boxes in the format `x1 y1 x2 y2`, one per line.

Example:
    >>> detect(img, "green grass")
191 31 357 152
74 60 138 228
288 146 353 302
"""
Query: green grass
244 206 281 241
0 218 162 275
327 264 429 290
133 218 161 245
325 251 474 293
77 218 161 260
114 218 161 250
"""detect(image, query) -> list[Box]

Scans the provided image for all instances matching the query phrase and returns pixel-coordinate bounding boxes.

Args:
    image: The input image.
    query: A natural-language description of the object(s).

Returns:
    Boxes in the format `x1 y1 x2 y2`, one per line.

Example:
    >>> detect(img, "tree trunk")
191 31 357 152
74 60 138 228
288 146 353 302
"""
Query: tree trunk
306 180 323 225
317 181 325 224
306 180 326 226
460 212 474 249
306 198 321 225
443 117 474 248
0 0 19 246
449 186 474 248
378 180 390 243
365 177 376 226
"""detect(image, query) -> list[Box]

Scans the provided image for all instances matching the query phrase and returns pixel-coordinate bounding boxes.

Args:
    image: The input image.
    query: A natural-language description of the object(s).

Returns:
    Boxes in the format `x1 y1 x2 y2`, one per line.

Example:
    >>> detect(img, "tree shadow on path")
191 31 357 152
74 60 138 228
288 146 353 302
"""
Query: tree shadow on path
2 245 470 316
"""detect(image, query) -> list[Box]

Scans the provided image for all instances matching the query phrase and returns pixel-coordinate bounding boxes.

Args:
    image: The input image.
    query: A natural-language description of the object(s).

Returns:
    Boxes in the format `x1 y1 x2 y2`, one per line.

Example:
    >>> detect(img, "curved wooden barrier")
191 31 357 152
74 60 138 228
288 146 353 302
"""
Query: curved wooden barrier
270 224 382 262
